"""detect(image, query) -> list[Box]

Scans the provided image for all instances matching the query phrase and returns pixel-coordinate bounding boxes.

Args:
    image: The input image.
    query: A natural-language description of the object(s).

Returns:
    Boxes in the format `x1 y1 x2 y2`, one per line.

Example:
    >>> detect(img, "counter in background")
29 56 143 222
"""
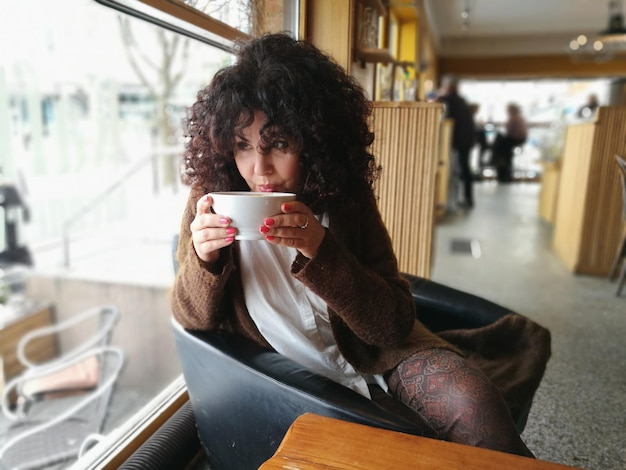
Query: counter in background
552 106 626 275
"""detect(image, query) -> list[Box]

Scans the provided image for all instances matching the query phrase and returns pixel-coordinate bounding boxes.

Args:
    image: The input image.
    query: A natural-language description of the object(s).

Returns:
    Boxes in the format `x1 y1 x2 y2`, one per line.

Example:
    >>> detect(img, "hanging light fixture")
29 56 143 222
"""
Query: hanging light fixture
569 0 626 61
599 0 626 40
461 0 471 33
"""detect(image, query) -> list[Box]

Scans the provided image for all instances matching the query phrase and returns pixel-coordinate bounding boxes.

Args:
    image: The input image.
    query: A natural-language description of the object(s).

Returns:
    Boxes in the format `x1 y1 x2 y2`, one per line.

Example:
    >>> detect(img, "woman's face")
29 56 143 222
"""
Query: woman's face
234 111 302 193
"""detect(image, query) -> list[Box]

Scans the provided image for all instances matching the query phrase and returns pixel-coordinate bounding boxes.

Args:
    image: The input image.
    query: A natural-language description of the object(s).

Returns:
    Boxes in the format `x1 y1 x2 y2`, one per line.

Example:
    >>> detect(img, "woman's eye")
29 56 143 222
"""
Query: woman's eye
235 141 251 151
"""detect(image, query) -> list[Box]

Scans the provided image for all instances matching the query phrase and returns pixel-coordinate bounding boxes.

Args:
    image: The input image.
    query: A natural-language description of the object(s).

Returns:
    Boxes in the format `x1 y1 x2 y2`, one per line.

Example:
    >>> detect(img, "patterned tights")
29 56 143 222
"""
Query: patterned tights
386 348 534 458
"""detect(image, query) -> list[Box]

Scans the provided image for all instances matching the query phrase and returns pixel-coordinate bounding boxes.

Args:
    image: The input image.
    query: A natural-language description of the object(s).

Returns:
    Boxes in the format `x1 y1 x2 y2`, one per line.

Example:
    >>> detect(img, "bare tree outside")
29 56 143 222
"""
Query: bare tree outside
117 17 192 190
116 0 284 190
183 0 286 38
183 0 254 34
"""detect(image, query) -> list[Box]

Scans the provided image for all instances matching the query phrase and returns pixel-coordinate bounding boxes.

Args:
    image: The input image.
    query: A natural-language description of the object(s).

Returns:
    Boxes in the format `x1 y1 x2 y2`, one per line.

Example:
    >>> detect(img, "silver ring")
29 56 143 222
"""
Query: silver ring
299 217 309 230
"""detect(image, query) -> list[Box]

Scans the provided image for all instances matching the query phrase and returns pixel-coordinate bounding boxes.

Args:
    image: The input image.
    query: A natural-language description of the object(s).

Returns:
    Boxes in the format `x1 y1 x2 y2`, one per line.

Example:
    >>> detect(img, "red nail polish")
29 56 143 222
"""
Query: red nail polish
226 227 236 234
266 236 275 241
219 217 229 225
264 218 275 226
260 226 270 233
225 237 234 243
283 203 291 211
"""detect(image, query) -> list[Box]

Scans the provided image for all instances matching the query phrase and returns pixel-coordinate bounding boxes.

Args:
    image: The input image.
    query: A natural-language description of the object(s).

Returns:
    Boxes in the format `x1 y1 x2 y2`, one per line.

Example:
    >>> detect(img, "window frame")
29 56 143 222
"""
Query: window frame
74 376 189 468
94 0 251 51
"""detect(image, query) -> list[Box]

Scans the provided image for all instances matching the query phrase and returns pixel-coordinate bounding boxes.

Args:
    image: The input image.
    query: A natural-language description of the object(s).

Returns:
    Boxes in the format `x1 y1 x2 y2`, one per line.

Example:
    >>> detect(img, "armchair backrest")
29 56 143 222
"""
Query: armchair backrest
401 273 511 332
173 274 523 469
172 319 432 470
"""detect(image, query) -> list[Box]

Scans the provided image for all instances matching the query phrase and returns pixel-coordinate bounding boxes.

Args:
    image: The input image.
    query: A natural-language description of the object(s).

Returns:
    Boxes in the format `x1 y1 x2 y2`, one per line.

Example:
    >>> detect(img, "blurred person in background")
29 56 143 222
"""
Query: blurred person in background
437 76 476 209
577 93 599 119
469 103 490 171
492 103 527 183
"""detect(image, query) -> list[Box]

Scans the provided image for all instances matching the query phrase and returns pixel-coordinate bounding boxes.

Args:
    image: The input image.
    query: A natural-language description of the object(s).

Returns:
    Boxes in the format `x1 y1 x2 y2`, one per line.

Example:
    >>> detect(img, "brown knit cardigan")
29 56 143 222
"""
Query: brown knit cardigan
172 185 551 419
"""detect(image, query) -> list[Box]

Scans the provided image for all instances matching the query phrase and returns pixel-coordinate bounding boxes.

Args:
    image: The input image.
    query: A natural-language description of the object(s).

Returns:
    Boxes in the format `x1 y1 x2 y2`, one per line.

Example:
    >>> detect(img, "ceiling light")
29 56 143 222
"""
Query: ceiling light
568 0 626 61
461 0 471 32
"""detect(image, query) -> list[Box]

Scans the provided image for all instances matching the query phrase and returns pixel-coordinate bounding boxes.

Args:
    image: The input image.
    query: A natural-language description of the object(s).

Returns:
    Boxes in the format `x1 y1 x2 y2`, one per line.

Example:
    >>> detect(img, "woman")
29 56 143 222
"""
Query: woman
492 103 528 183
172 33 539 457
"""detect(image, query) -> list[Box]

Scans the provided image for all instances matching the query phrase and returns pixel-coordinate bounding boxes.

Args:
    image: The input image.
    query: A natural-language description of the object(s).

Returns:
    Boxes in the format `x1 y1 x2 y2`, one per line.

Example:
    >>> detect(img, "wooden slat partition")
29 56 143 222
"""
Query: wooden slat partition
553 106 626 275
435 118 454 220
370 102 444 278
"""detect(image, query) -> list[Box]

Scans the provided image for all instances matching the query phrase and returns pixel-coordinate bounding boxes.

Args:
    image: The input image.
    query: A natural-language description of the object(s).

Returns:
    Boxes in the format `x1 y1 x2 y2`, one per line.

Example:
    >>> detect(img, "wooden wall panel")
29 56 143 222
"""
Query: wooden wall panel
371 102 443 278
579 108 626 273
305 0 354 72
438 54 626 80
553 107 626 275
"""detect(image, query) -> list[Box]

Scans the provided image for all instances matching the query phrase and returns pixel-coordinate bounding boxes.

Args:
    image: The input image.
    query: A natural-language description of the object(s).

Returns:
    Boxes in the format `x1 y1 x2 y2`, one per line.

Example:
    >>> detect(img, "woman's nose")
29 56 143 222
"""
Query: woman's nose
253 152 272 175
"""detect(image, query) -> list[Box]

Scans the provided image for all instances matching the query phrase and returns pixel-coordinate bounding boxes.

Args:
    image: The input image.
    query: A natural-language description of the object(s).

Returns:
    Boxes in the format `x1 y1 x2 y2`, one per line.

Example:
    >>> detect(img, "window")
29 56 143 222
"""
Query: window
0 0 299 467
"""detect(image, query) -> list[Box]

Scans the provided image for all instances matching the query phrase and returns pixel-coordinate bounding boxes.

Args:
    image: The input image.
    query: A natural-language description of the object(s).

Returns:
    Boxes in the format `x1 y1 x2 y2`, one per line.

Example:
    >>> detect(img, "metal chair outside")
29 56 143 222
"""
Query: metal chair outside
0 306 123 469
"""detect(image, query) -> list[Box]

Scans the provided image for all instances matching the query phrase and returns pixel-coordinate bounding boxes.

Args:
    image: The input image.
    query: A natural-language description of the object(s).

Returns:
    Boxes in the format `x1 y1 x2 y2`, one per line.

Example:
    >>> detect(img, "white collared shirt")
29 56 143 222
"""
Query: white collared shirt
239 216 385 398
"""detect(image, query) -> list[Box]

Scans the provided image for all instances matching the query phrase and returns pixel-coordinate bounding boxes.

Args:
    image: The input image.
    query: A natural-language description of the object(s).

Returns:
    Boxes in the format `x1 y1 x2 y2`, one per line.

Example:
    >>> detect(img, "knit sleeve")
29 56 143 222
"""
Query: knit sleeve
171 188 235 331
291 194 415 347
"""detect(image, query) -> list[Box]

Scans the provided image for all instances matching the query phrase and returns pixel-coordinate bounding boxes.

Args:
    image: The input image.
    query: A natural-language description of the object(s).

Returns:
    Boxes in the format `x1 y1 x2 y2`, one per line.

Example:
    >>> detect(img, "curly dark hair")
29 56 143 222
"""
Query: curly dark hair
183 32 380 213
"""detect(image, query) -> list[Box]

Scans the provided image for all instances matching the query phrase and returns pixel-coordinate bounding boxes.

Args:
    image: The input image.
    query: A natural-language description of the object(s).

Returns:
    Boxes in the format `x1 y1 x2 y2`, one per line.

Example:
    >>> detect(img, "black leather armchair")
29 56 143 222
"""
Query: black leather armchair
173 274 537 470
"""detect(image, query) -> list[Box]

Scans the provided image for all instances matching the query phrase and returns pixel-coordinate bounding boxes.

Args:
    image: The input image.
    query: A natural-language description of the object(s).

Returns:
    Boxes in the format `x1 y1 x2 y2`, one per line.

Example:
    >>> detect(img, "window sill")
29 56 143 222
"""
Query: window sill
72 375 190 469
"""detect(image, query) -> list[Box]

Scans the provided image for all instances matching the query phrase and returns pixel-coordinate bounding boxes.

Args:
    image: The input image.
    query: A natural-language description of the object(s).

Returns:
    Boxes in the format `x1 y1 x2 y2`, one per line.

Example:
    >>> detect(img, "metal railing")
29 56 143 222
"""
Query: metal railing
61 147 182 268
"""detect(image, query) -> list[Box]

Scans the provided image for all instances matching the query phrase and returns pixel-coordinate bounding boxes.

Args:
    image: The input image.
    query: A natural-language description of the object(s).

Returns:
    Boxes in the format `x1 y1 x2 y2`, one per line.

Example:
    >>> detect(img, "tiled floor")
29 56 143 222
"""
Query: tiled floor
432 181 626 470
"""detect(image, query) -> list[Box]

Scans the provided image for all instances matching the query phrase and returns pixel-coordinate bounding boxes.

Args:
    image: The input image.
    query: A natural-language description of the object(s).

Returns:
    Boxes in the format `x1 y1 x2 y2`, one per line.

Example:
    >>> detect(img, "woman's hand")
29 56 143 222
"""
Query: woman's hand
260 201 325 259
190 194 236 264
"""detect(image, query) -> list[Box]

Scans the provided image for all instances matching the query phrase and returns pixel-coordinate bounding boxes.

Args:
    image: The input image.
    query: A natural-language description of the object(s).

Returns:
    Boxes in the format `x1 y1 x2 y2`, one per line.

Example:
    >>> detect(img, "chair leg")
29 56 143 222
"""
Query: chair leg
609 231 626 281
617 260 626 297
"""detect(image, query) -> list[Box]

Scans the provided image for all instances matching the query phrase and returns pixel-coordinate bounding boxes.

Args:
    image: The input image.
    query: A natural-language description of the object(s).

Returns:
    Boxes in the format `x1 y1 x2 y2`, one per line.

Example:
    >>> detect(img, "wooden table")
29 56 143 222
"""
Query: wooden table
260 413 581 470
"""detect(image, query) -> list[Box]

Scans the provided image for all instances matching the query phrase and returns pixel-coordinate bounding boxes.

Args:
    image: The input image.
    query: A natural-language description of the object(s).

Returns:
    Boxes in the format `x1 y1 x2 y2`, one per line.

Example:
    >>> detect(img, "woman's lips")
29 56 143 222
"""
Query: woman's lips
257 185 278 192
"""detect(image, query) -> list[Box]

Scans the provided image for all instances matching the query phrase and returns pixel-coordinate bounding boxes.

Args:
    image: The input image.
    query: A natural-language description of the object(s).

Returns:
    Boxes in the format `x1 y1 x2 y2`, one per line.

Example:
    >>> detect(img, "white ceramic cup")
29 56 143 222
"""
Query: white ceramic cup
209 191 297 241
